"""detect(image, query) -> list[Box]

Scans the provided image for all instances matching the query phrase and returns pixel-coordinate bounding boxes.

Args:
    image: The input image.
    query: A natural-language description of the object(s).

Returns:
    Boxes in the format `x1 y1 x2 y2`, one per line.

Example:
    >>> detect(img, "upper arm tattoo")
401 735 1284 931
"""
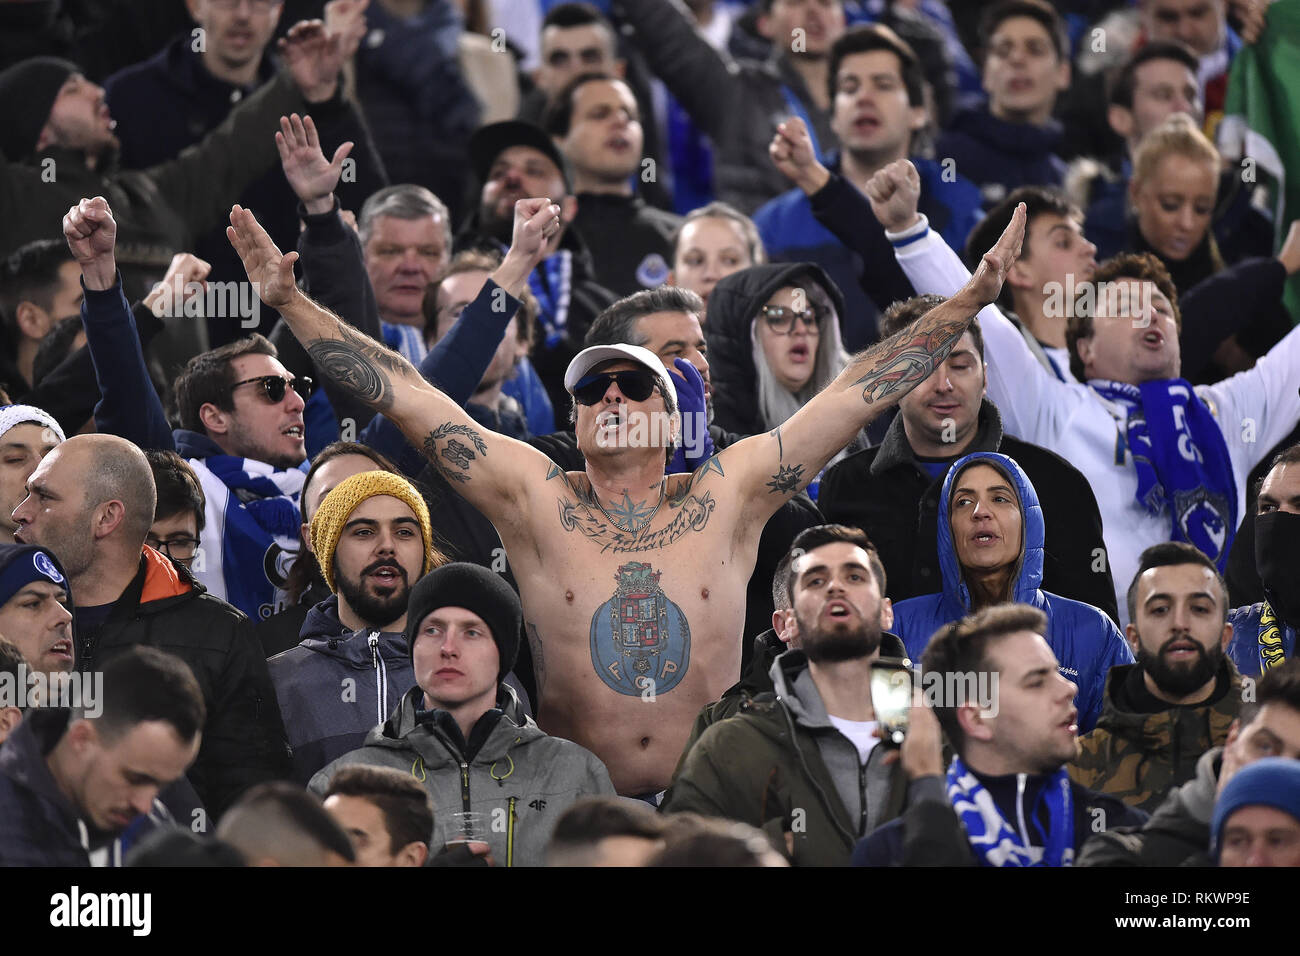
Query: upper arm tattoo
764 425 807 496
421 422 488 484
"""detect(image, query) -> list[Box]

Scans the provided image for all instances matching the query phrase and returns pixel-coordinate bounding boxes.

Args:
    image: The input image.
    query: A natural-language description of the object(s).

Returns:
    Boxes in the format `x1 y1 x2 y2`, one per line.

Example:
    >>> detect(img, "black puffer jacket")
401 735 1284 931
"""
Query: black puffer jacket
705 261 848 439
76 548 291 816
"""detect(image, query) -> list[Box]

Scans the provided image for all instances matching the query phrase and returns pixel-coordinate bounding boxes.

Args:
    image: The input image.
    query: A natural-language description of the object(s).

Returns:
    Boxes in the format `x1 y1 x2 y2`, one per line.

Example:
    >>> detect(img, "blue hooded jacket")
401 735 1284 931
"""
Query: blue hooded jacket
268 596 416 785
891 452 1133 733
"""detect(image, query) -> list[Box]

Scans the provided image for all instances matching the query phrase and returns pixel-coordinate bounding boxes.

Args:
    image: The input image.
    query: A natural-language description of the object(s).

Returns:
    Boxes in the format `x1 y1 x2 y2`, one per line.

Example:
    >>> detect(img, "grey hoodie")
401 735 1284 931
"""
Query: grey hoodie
309 684 615 867
770 639 904 837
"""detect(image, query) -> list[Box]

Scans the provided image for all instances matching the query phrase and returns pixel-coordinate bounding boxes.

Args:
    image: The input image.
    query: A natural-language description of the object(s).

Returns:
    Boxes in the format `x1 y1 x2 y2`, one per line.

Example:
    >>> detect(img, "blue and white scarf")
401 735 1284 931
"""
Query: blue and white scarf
1091 378 1237 569
947 756 1074 867
381 322 429 365
201 454 306 619
527 250 572 350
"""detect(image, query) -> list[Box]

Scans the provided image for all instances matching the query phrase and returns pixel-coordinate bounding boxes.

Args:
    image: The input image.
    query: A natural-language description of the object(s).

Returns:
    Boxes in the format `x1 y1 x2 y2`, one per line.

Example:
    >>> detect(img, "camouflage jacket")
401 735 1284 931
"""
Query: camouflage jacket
1068 662 1242 813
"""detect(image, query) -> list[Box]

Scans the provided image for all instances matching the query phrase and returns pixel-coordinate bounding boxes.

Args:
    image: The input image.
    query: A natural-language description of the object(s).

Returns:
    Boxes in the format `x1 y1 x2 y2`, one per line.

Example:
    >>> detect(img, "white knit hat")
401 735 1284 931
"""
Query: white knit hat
0 404 65 443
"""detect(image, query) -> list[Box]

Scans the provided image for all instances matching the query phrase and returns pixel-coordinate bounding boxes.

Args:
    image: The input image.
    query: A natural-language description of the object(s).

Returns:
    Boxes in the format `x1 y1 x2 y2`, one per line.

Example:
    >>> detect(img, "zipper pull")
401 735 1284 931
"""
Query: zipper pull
368 631 379 669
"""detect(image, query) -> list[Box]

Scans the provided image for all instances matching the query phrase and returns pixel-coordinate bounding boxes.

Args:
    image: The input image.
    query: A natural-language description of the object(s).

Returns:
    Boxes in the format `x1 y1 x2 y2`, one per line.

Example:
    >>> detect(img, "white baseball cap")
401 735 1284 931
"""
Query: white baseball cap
564 344 677 404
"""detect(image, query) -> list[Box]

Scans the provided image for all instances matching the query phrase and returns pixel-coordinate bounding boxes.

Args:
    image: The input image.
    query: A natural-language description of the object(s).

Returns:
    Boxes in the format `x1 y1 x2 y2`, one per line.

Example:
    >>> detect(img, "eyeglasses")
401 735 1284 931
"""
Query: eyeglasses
147 535 200 562
226 375 314 404
573 369 658 406
760 304 825 335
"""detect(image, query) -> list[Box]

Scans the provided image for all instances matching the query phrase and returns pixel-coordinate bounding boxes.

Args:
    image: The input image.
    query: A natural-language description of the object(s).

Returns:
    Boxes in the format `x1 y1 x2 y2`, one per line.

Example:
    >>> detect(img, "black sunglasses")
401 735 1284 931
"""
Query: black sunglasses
226 374 314 404
761 304 825 334
573 369 658 406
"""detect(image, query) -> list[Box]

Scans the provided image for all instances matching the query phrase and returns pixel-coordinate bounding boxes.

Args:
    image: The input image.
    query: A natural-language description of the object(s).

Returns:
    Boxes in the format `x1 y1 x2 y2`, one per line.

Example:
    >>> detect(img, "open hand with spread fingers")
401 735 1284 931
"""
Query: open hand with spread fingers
226 205 300 311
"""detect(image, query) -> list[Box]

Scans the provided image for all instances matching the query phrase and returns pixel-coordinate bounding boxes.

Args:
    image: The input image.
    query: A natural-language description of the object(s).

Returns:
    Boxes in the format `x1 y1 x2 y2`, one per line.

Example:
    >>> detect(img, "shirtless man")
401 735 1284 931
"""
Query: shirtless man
226 196 1026 796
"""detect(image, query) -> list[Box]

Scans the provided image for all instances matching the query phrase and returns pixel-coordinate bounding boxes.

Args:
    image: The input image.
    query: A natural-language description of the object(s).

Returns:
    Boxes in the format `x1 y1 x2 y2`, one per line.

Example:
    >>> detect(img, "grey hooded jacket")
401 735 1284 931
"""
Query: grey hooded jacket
309 684 615 866
268 596 415 785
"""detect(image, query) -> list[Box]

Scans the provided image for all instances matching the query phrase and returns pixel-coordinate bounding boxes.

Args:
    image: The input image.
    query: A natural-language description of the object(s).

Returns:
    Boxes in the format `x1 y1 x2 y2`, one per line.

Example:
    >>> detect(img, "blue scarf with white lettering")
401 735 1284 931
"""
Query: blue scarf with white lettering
1091 379 1237 569
947 756 1074 867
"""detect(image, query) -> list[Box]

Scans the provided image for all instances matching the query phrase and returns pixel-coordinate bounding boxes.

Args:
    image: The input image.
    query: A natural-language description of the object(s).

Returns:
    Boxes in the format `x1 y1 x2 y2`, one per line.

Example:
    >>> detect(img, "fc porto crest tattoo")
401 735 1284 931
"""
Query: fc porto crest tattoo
590 562 690 696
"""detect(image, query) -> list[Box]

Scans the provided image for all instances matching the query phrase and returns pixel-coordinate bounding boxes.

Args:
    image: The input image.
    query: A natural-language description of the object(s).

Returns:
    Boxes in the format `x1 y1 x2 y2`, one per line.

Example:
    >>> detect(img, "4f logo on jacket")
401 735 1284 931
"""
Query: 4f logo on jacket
529 799 547 812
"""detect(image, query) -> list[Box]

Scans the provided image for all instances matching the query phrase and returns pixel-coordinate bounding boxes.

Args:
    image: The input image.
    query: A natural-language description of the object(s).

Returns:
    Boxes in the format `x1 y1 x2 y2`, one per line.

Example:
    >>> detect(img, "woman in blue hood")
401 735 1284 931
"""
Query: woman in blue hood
892 452 1132 732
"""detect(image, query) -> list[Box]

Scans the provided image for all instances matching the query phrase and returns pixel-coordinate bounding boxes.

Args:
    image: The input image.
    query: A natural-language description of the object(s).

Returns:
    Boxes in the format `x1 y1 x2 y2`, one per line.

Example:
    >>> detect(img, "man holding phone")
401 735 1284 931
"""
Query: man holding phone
854 604 1147 866
663 525 909 866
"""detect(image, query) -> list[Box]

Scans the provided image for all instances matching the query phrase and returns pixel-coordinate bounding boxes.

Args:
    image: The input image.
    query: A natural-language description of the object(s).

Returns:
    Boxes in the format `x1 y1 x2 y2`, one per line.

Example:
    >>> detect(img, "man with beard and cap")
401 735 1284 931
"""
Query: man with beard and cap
663 525 909 866
1228 444 1300 677
1069 542 1242 812
269 470 445 784
309 562 615 868
0 543 75 682
457 120 618 416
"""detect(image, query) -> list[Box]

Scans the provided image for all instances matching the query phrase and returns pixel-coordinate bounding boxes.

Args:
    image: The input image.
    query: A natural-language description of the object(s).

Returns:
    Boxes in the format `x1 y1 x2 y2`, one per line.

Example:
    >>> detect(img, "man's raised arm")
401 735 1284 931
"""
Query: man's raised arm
225 201 560 522
725 203 1027 525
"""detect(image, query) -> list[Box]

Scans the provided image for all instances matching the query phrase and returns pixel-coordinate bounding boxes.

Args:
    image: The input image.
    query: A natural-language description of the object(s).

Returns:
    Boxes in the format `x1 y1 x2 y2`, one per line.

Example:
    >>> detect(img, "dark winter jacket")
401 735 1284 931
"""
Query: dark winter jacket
256 580 332 660
570 193 680 299
103 34 386 340
890 452 1134 733
268 596 416 785
854 765 1147 866
1227 600 1297 678
611 0 837 214
753 159 983 350
2 70 326 303
76 547 291 816
1077 746 1220 867
934 107 1067 210
820 398 1119 622
664 647 909 866
309 684 614 866
1069 661 1242 812
455 226 619 419
0 709 93 866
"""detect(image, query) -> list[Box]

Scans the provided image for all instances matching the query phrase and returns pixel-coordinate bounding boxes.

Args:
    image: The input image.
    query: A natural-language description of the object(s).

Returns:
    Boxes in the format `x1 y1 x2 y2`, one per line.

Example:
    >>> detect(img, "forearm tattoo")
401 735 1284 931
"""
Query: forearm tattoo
305 316 411 412
849 314 969 406
764 425 808 496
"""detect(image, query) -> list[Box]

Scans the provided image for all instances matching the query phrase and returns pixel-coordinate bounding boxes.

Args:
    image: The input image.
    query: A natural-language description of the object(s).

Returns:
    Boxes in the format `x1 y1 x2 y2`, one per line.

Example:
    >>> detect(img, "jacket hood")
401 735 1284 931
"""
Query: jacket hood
870 398 1005 477
1096 660 1241 744
363 682 542 763
138 546 196 605
295 595 410 667
706 262 846 435
948 106 1064 157
1178 745 1223 825
769 635 908 730
935 451 1043 610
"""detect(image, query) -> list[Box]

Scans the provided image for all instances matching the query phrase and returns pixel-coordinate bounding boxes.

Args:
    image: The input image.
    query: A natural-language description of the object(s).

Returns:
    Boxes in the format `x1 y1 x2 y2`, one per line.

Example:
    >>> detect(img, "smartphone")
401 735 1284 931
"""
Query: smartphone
871 658 917 747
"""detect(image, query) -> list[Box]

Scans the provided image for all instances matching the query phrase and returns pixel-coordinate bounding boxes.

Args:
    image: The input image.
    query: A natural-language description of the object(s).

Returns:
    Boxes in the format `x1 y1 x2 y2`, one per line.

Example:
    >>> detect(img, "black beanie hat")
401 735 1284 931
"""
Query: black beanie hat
0 57 79 163
404 563 522 684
